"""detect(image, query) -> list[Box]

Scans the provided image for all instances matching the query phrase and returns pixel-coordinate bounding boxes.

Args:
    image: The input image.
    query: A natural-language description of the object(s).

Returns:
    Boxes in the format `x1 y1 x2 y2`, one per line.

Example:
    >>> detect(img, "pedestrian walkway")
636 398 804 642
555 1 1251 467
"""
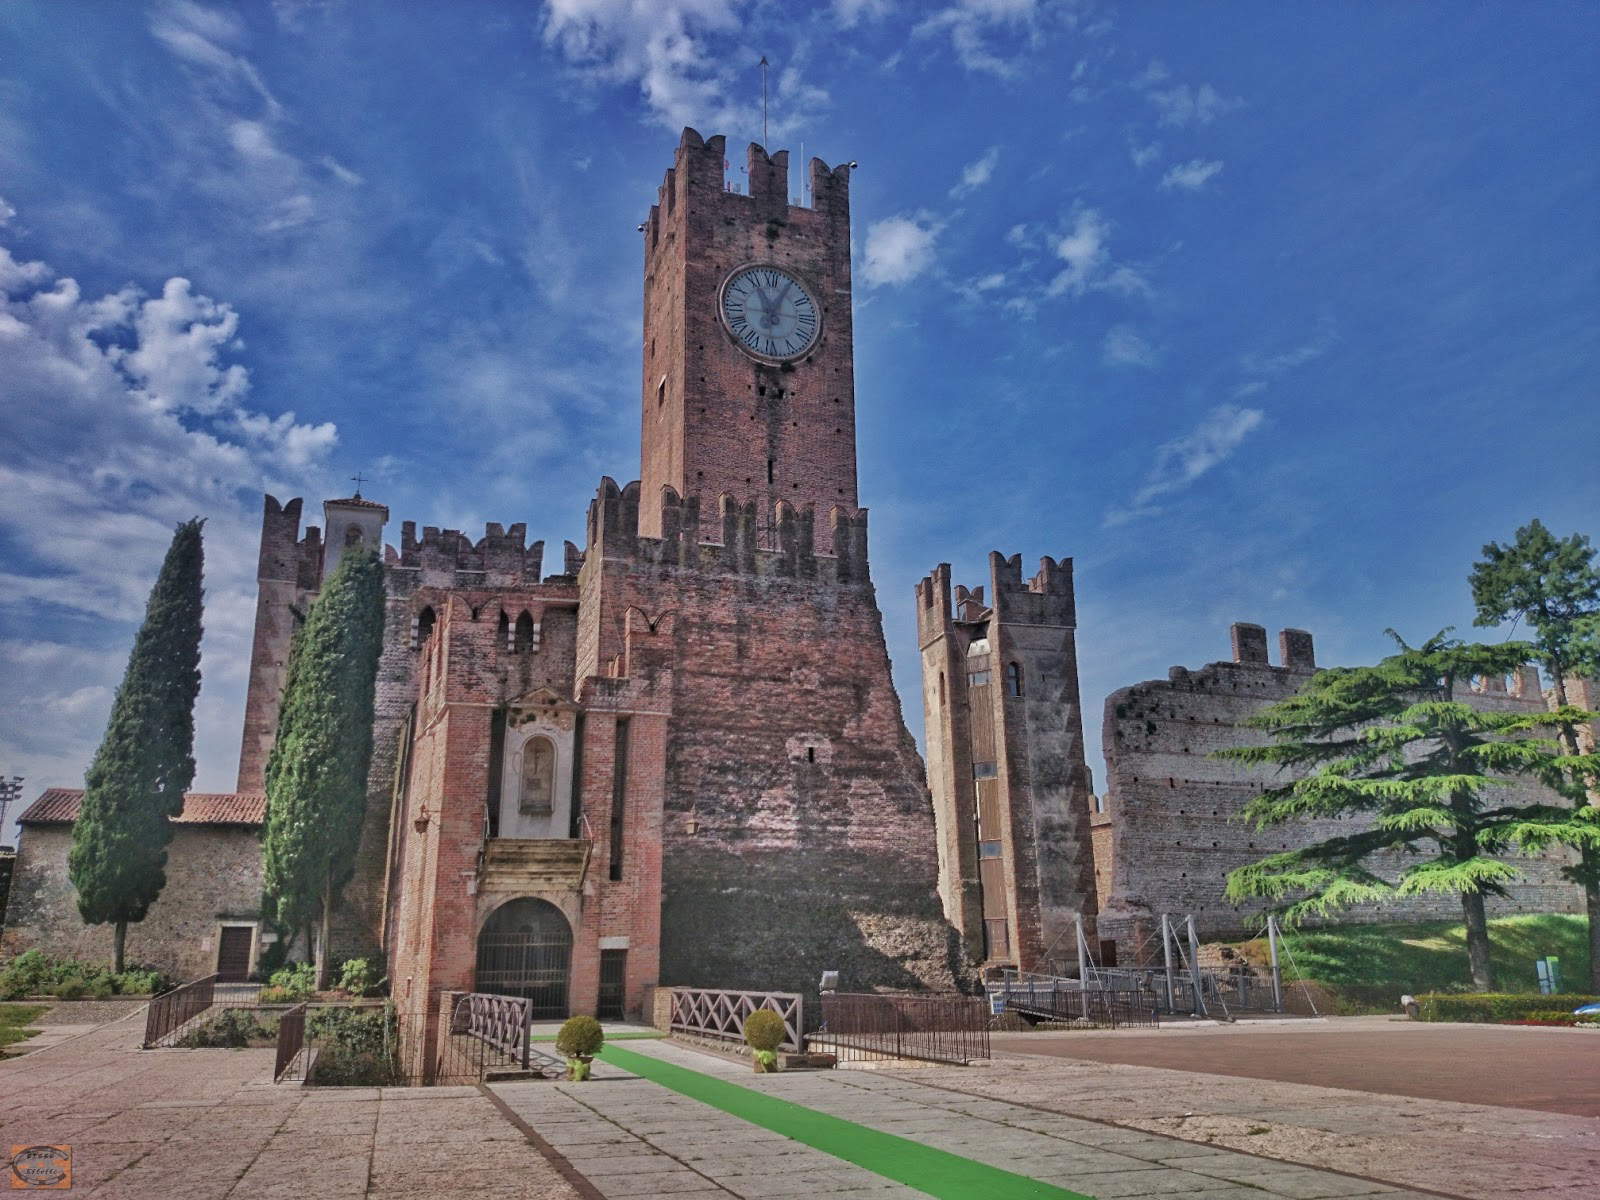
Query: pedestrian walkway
493 1036 1442 1199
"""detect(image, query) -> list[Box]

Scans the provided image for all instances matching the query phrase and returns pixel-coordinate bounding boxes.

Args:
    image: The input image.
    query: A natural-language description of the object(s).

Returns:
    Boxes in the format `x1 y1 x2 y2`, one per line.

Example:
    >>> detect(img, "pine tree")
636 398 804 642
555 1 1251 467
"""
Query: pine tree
69 519 205 972
1470 518 1600 990
262 547 385 989
1220 631 1598 992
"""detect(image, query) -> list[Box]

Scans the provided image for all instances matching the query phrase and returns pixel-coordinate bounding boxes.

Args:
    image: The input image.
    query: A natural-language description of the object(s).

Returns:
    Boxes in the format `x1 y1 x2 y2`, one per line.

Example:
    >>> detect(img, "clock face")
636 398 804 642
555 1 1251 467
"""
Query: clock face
720 265 821 361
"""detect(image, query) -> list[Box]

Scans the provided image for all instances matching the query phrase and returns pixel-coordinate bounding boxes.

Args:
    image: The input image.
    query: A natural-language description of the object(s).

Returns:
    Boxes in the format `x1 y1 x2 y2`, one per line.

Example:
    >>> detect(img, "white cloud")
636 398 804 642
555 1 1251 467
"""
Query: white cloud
1102 325 1158 368
543 1 831 137
950 145 1000 197
832 0 893 26
912 1 1042 79
862 214 941 287
1159 158 1224 191
1241 318 1338 376
150 0 283 118
1131 59 1169 88
1043 207 1150 300
1104 404 1264 526
0 215 339 788
318 155 363 186
1147 80 1243 128
1128 139 1161 169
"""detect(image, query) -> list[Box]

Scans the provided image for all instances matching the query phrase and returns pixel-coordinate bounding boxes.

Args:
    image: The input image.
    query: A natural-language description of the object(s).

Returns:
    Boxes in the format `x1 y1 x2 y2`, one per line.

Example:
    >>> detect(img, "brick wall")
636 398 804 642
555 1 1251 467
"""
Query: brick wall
1096 625 1584 956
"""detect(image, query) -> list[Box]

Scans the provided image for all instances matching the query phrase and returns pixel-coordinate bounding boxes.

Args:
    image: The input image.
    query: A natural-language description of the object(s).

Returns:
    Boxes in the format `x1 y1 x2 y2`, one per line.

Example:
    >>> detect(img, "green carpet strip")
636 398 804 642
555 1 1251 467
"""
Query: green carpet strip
598 1043 1092 1200
530 1030 665 1042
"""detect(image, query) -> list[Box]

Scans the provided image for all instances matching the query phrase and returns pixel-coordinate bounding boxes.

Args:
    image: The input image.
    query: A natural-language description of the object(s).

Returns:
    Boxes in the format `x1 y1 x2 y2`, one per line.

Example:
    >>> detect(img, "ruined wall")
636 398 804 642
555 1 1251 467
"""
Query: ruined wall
2 824 265 980
582 479 963 999
1097 624 1584 956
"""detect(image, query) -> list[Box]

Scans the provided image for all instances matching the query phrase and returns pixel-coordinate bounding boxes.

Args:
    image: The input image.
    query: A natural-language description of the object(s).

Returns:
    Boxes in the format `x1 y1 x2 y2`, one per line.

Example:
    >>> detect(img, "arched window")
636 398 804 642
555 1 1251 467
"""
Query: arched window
519 736 555 816
343 524 363 547
1006 662 1024 697
514 611 535 653
938 671 946 705
497 610 510 648
414 606 436 649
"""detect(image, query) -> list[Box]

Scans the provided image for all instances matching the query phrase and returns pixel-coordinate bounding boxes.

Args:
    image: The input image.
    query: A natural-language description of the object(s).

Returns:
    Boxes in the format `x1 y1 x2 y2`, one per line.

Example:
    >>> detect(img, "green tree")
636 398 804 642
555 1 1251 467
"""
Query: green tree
69 519 205 972
1220 631 1598 992
262 548 385 989
1471 518 1600 990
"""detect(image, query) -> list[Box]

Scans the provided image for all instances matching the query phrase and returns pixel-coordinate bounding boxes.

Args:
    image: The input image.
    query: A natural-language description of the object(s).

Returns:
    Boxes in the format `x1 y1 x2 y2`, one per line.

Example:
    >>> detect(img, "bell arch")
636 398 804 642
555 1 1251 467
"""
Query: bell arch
474 897 573 1019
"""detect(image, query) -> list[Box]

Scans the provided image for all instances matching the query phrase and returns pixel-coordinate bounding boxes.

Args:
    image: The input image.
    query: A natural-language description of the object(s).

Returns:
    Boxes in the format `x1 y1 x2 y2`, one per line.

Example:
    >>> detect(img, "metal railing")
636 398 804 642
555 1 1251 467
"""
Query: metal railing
142 973 217 1048
274 1002 307 1081
993 971 1160 1029
457 992 534 1071
669 987 804 1053
816 992 991 1065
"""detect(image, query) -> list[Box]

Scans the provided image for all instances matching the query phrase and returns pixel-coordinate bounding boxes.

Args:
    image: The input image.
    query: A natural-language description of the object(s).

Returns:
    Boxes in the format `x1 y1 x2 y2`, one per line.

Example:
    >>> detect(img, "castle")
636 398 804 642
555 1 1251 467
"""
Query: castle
2 131 1583 1003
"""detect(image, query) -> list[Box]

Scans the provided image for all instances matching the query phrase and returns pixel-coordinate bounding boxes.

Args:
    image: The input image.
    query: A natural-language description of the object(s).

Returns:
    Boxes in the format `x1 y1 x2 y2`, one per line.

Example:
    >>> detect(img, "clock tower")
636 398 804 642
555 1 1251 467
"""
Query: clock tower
639 129 857 552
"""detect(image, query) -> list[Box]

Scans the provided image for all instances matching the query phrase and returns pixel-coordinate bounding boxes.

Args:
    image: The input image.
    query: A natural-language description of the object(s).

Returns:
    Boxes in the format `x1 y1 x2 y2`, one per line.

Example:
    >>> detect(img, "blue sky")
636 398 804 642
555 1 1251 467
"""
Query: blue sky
2 1 1597 843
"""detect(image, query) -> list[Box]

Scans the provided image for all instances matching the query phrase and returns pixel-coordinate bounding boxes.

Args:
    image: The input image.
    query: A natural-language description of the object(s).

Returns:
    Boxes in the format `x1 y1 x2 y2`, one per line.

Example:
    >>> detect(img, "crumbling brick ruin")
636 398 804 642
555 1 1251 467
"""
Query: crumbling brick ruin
1094 623 1585 962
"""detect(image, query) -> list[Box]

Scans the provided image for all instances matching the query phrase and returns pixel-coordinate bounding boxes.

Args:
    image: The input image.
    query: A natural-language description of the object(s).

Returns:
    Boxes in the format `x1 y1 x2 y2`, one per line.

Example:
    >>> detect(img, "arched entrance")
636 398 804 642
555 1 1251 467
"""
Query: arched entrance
475 898 572 1018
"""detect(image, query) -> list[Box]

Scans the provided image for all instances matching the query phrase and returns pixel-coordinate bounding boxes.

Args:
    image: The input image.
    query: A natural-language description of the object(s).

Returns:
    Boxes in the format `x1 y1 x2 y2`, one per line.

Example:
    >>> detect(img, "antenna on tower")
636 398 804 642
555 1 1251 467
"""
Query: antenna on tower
759 55 769 147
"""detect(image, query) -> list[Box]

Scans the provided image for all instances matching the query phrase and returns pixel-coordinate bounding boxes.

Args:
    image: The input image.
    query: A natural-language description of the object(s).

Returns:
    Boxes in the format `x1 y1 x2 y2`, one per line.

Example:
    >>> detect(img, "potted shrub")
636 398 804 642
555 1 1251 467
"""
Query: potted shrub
556 1015 604 1081
743 1008 785 1074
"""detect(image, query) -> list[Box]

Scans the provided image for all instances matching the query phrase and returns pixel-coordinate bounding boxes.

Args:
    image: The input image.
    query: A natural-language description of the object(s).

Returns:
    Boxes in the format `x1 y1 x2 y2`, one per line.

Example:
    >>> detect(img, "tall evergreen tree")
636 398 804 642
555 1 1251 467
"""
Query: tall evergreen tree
1220 631 1598 991
262 547 385 989
1470 518 1600 989
69 518 205 972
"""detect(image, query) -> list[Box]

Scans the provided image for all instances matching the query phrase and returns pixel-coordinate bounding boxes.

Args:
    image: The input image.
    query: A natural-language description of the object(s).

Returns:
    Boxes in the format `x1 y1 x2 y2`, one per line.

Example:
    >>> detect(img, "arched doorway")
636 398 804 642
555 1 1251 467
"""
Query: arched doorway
475 898 572 1018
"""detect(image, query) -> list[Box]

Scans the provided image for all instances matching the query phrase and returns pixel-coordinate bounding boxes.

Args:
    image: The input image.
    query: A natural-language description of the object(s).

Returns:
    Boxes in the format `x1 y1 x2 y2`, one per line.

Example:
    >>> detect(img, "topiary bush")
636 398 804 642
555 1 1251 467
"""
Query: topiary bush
743 1008 786 1073
555 1015 604 1081
1414 992 1600 1022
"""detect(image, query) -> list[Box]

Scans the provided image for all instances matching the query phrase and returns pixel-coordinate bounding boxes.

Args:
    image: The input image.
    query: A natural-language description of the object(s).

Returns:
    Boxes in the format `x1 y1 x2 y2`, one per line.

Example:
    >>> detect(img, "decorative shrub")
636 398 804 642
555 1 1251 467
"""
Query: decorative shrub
556 1015 604 1081
308 1005 400 1086
0 952 172 1000
336 958 382 997
1414 993 1600 1023
743 1008 785 1072
268 963 315 999
178 1009 276 1049
112 967 171 996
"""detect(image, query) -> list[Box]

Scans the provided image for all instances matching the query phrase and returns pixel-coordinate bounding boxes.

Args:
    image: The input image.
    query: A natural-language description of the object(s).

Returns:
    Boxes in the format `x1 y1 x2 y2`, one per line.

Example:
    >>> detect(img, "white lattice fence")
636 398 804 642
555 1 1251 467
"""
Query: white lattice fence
669 987 803 1052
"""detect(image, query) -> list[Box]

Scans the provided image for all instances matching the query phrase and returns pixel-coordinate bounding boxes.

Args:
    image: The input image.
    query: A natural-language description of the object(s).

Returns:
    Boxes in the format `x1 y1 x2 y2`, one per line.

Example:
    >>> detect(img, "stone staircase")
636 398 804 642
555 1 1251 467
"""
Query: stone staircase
481 838 591 892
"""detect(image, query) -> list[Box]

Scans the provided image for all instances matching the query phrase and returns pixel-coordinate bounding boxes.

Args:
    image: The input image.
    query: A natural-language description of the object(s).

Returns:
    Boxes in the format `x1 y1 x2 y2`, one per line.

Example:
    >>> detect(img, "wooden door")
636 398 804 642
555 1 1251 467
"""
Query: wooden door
216 926 253 982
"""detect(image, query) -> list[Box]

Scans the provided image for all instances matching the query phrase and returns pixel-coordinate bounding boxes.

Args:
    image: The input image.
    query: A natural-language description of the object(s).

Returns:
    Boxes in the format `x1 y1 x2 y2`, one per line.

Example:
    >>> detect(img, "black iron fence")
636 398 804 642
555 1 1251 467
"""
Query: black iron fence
815 992 990 1066
670 987 804 1053
993 974 1160 1029
142 974 217 1048
274 1000 562 1087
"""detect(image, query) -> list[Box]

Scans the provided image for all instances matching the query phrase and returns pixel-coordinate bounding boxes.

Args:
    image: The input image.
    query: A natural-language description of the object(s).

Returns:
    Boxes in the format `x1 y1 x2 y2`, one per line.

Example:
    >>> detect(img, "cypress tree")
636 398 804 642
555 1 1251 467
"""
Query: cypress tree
1470 519 1600 990
262 547 385 989
1219 631 1598 992
69 518 205 972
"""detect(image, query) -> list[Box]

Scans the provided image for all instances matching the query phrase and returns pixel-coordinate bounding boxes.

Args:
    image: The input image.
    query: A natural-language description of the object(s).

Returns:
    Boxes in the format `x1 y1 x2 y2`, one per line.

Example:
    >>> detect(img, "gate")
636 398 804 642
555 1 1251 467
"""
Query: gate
474 898 572 1019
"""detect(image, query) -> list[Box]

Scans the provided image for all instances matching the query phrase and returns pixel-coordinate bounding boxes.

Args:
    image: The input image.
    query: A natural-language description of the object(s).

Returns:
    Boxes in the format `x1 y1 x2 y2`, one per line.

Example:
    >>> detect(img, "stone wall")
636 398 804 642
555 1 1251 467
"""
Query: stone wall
1096 624 1584 958
1 824 266 980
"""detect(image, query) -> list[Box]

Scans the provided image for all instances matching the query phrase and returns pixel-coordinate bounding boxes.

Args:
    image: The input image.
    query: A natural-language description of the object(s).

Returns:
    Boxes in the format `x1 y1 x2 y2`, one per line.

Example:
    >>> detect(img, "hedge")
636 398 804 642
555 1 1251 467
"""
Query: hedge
1414 992 1599 1023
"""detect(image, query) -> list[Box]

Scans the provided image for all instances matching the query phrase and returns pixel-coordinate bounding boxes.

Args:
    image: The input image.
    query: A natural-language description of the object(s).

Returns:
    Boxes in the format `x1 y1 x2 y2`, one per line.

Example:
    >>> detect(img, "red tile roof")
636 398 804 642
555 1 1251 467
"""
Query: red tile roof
19 788 266 828
327 495 390 512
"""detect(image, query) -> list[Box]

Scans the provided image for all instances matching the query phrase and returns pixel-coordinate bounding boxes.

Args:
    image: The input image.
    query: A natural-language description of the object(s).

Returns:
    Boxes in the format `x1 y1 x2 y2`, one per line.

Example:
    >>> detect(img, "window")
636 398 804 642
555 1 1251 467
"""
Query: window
413 606 436 649
978 840 1002 859
343 524 363 547
967 670 991 687
519 737 555 816
1006 662 1023 697
609 718 630 881
514 611 535 653
972 761 998 780
657 377 667 407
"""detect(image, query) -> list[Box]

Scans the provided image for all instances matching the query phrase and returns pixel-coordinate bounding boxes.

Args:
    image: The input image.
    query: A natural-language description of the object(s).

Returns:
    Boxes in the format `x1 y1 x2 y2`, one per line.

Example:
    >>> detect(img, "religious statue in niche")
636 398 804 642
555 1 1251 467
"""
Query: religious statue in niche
520 736 556 816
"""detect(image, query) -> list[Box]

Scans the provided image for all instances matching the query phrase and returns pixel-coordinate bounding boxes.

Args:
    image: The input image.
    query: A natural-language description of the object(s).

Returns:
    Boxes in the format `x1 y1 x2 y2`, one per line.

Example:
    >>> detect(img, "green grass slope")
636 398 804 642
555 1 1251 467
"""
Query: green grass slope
1237 914 1591 1012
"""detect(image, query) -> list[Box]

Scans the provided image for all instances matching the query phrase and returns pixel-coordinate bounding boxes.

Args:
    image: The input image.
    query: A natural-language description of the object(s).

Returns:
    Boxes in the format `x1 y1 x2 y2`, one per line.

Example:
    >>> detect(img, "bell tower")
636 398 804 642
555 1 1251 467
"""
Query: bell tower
638 128 858 552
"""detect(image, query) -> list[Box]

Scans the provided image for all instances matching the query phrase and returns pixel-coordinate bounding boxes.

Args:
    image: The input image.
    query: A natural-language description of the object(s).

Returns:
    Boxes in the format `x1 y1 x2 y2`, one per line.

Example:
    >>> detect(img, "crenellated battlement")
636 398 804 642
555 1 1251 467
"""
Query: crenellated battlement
586 477 868 585
257 495 324 590
387 520 546 587
917 552 1075 646
643 127 852 256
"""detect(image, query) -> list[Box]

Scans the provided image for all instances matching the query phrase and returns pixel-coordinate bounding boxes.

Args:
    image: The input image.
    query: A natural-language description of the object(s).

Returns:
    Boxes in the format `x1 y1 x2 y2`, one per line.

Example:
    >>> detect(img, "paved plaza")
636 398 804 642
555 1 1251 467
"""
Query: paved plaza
2 1004 1595 1198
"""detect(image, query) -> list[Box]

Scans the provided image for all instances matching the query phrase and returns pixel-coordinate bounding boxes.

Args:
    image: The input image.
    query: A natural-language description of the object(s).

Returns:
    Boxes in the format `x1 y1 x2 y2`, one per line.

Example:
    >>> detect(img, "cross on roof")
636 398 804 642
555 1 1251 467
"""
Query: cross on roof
350 472 368 498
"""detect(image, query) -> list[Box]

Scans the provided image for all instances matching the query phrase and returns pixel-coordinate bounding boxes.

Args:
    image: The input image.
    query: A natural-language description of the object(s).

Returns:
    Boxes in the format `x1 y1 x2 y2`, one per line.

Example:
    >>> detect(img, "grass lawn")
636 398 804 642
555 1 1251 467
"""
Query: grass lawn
1237 914 1591 1011
0 1002 51 1050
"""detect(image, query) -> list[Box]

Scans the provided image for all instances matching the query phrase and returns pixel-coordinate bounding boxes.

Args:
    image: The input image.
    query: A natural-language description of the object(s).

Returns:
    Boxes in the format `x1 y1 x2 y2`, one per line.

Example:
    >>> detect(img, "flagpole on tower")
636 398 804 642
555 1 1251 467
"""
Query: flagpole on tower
759 55 769 147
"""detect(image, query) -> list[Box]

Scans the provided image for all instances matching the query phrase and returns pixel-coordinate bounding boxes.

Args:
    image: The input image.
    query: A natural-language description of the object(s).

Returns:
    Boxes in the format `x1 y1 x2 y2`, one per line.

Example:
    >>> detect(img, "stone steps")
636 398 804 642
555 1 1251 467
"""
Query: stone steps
481 838 590 890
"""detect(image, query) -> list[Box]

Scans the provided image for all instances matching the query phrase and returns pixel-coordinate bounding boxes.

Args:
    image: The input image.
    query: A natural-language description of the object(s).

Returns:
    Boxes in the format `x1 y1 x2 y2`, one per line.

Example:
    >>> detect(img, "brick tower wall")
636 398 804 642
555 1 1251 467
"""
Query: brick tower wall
581 480 964 1000
639 129 858 553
